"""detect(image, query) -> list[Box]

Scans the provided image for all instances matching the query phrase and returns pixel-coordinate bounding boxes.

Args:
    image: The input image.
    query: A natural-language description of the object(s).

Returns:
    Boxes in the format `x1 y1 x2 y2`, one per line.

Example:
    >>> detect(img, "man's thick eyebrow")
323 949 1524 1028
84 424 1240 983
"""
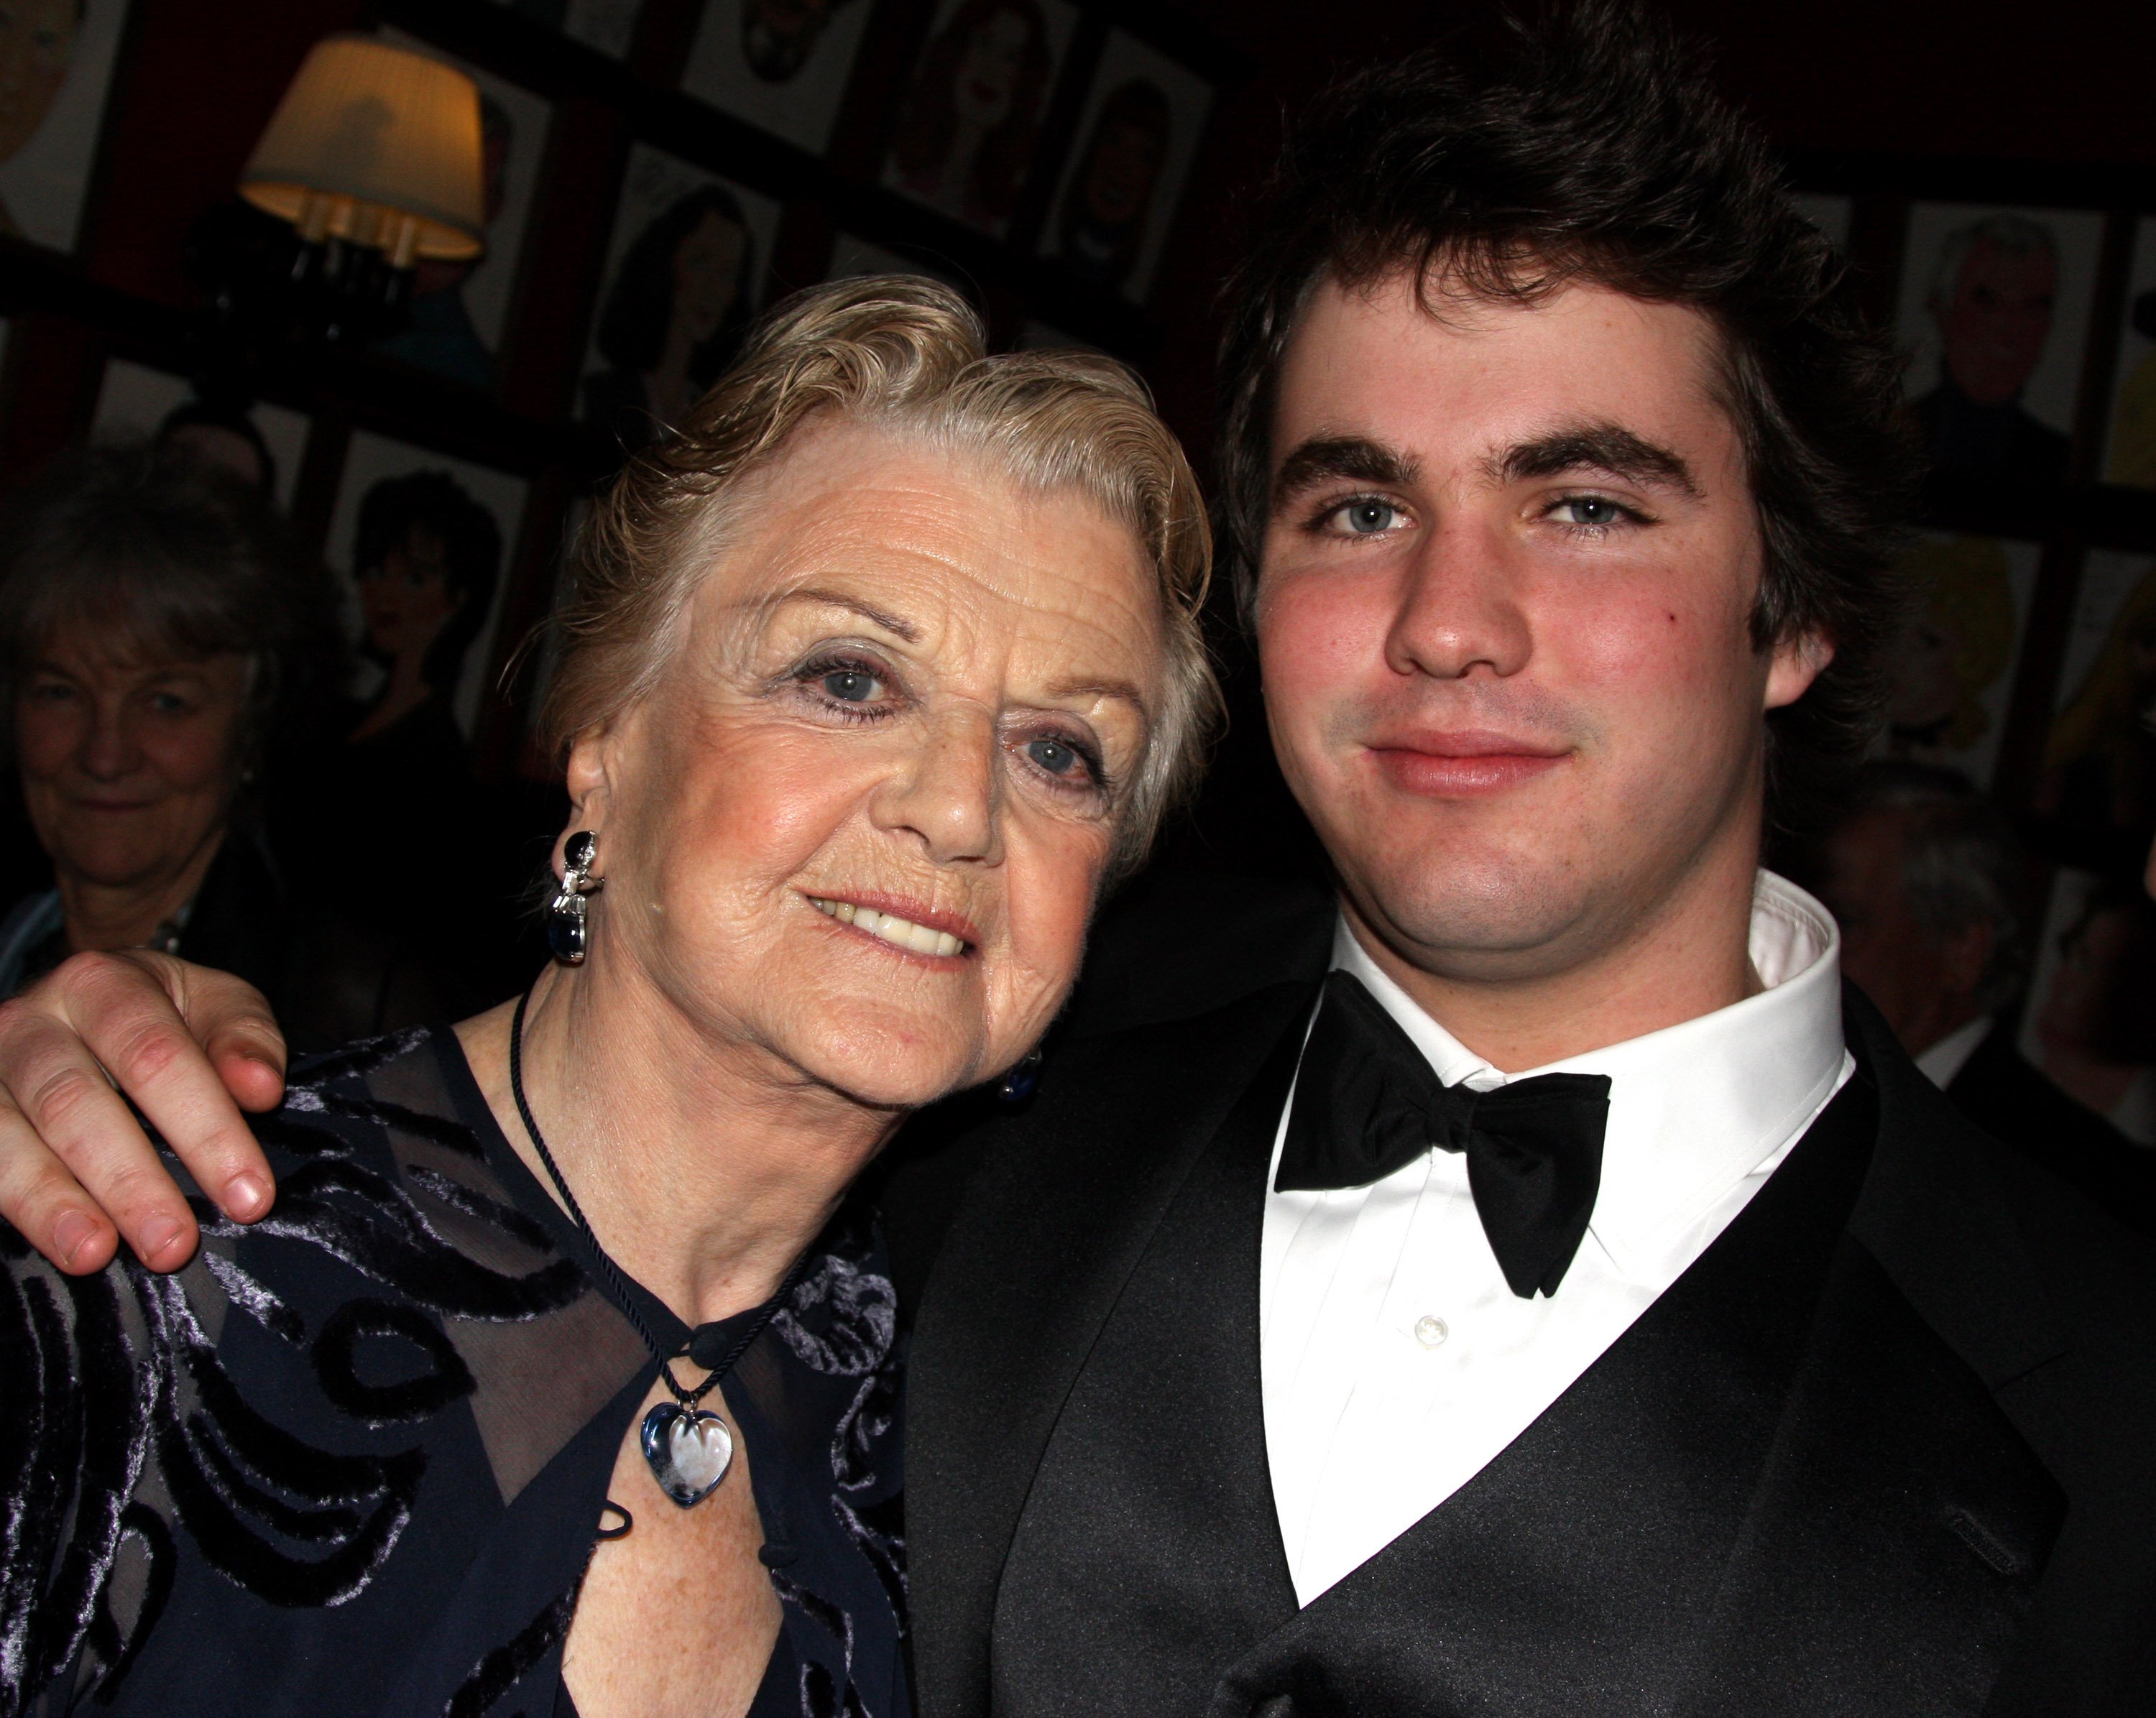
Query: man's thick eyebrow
771 586 921 642
1271 436 1421 509
1488 424 1702 497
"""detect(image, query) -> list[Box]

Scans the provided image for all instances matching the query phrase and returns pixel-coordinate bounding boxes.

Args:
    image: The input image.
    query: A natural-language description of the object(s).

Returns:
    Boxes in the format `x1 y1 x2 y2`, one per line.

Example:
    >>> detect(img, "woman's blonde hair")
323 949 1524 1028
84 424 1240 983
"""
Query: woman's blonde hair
542 275 1217 878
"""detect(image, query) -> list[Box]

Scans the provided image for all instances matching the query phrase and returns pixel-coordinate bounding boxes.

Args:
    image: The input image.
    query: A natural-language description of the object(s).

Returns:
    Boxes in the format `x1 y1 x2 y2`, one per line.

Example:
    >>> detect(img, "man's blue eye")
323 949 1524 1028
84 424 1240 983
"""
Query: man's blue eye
823 669 879 702
1343 501 1396 534
1027 737 1082 776
1561 497 1622 526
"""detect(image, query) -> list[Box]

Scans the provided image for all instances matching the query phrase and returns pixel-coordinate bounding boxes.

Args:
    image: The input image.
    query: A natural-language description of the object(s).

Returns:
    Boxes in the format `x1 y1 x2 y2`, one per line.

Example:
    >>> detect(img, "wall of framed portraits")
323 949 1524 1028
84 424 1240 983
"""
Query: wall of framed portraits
1788 155 2156 1140
0 0 1239 781
0 4 2152 1127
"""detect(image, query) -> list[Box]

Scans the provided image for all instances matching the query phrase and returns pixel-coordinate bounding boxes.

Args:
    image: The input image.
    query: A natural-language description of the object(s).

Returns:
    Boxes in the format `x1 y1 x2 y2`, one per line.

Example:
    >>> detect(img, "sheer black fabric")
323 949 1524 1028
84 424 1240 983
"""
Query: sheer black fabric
0 1025 907 1718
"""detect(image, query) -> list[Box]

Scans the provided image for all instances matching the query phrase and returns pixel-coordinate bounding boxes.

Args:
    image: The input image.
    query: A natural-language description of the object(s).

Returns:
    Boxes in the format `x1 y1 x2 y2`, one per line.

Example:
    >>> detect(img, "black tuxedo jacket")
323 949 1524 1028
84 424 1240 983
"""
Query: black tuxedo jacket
878 882 2156 1717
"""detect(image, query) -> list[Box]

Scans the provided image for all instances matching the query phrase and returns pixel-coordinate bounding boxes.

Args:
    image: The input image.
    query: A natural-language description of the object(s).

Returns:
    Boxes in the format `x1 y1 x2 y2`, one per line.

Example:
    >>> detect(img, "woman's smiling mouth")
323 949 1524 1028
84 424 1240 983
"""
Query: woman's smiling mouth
806 894 972 959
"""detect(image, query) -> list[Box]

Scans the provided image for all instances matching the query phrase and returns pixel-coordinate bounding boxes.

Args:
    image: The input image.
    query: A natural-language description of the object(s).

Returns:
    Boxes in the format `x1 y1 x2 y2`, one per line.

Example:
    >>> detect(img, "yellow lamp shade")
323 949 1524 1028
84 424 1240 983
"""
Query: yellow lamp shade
241 34 486 264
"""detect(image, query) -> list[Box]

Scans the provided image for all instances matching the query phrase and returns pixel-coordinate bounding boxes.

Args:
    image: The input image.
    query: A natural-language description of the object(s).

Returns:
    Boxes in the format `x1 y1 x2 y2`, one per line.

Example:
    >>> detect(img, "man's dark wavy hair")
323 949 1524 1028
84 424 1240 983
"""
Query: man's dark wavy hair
1215 2 1918 826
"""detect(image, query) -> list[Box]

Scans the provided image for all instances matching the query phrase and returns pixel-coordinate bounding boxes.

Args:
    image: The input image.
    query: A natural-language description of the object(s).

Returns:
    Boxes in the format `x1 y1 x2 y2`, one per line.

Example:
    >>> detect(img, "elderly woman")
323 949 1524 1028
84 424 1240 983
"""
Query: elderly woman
0 443 438 1046
0 279 1212 1718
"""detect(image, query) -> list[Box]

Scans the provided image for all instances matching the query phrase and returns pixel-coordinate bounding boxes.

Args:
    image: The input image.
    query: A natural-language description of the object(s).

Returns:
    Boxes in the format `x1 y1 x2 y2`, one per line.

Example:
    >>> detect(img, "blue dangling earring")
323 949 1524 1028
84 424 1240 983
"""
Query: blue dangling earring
998 1048 1043 1104
548 831 601 964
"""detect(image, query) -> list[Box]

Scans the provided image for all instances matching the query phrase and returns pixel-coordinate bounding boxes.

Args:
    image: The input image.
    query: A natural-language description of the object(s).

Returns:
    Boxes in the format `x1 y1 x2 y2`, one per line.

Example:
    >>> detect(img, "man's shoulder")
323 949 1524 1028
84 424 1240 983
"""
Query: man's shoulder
1850 996 2156 1424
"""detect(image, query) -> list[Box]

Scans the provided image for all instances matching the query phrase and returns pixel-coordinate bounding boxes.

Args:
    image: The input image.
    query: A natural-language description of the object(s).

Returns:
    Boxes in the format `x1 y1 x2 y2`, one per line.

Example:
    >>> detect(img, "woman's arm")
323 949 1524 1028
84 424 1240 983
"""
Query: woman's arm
0 950 287 1272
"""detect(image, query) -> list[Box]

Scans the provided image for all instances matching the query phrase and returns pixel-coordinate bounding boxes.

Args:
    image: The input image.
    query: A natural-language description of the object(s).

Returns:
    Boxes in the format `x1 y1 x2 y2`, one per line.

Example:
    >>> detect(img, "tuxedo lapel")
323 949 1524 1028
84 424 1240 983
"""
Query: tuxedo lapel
905 979 1320 1718
1210 1061 2064 1718
985 1002 1308 1718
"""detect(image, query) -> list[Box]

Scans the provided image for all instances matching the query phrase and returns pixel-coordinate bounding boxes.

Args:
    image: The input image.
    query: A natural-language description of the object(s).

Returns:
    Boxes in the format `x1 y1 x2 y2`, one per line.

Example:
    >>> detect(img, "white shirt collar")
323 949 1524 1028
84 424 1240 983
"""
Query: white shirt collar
1330 869 1849 1278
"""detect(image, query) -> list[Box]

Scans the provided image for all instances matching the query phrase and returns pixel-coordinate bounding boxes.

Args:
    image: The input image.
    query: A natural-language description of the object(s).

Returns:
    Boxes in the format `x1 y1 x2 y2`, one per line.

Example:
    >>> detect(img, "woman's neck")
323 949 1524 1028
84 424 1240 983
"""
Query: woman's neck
457 959 900 1330
59 826 227 954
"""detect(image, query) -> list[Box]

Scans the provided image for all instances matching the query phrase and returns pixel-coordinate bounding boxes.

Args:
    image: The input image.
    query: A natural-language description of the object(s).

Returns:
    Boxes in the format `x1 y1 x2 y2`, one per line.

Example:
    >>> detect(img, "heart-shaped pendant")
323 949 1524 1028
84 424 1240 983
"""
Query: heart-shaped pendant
641 1402 735 1507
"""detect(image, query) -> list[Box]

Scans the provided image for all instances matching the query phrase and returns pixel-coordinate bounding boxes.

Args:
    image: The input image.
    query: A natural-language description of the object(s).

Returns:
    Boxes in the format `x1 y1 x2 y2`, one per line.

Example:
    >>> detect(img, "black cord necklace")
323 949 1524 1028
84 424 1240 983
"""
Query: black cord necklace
510 985 801 1509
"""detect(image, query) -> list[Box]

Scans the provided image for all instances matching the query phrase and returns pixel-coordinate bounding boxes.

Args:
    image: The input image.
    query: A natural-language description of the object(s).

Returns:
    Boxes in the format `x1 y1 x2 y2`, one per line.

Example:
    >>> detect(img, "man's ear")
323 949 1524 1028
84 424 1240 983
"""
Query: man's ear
1764 628 1834 712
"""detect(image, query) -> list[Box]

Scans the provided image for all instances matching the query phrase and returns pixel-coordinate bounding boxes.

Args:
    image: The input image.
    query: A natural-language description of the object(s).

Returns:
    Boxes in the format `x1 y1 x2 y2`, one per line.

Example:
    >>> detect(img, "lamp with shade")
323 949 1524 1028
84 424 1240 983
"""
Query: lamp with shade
232 34 487 343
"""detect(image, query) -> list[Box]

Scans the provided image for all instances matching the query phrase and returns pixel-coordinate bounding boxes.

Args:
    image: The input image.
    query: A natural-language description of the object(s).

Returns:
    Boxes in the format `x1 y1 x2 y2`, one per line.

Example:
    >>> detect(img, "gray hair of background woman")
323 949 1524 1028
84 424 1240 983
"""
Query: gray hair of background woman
545 274 1221 881
0 440 329 773
1845 759 2032 1012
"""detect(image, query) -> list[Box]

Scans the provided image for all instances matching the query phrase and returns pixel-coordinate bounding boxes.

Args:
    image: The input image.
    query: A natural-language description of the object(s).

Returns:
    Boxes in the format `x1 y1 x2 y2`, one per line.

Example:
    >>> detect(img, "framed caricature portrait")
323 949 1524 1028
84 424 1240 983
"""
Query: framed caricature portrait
681 0 877 155
0 0 131 253
2101 216 2156 489
582 144 782 448
93 359 310 509
325 433 530 742
376 34 553 393
883 0 1080 239
1873 532 2041 788
1894 201 2104 487
2040 546 2156 831
1038 30 1211 303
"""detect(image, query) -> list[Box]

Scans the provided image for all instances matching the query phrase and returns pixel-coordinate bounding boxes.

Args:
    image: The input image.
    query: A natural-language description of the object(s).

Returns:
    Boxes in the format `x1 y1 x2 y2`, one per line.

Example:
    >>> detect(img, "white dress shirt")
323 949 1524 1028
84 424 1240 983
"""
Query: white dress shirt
1259 870 1852 1605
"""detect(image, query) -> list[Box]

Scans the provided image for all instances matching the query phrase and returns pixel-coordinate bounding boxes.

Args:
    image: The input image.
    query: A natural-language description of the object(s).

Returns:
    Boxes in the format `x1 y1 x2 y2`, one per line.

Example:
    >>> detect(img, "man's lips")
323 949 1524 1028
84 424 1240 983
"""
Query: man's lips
1363 730 1571 795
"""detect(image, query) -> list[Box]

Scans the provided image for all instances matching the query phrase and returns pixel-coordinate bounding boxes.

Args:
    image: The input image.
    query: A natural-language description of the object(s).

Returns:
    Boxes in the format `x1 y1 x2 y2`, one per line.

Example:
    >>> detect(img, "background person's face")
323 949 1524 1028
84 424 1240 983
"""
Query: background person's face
743 0 834 80
15 625 251 893
1888 606 1961 729
2036 907 2134 1054
1082 116 1163 226
1938 239 2057 407
953 11 1028 131
1257 274 1821 986
1816 808 1989 1053
357 524 463 669
671 209 747 346
163 423 268 492
566 424 1164 1110
0 0 75 166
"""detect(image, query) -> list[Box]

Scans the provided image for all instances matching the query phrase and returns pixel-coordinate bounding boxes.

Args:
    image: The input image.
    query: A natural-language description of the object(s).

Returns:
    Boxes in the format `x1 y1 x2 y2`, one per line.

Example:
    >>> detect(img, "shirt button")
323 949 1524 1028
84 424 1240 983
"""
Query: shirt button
1414 1315 1449 1348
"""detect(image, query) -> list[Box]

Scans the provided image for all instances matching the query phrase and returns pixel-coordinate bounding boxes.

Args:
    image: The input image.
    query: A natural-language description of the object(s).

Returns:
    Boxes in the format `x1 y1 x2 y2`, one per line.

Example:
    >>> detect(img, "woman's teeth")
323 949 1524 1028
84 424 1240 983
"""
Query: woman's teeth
808 896 967 958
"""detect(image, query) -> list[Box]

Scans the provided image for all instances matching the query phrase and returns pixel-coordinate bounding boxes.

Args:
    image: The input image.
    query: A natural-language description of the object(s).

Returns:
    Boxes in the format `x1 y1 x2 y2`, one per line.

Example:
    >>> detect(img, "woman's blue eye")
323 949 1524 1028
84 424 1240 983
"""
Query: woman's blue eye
1342 500 1397 534
822 668 880 702
1557 497 1623 527
1026 737 1083 777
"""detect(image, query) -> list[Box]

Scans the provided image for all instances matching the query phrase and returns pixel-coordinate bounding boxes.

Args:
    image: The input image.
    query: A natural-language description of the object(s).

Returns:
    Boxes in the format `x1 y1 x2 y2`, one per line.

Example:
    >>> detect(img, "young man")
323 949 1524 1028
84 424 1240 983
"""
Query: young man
1 11 2150 1714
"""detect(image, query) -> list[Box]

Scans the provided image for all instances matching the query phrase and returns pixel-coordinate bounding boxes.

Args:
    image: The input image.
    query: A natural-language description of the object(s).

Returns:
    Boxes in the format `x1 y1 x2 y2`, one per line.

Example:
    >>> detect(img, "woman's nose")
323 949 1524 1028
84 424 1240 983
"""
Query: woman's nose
871 706 1003 865
77 702 142 780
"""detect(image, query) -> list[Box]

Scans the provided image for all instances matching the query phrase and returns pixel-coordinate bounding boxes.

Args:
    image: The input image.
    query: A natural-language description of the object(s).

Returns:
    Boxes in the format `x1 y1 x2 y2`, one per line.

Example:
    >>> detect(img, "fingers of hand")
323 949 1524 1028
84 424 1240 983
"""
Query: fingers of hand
0 1093 120 1273
52 952 278 1226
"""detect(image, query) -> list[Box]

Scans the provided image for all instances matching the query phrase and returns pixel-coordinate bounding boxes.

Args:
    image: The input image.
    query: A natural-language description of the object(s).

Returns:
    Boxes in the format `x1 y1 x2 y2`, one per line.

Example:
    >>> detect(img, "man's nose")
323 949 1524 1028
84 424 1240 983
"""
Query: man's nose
870 705 1003 866
1382 517 1532 683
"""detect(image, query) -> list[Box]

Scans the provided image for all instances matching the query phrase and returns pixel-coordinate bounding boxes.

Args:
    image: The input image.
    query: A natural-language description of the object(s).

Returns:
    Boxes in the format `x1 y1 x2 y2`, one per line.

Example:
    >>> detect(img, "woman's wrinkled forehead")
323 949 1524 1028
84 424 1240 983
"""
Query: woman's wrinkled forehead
691 421 1161 672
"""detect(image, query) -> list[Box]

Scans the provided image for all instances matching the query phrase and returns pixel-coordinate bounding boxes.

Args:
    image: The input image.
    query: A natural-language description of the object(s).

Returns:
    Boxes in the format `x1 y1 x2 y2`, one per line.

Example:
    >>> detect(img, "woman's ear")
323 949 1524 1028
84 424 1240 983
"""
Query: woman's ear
561 728 617 875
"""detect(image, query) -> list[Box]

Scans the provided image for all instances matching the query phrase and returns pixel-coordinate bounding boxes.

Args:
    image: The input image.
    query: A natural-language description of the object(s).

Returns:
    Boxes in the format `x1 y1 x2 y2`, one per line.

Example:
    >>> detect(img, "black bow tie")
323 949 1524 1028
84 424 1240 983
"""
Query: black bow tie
1275 971 1613 1299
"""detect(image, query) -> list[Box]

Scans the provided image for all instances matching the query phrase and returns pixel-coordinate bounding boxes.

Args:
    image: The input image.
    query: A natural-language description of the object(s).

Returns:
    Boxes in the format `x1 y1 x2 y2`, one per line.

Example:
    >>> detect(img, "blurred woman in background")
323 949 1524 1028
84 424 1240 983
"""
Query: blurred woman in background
0 440 440 1045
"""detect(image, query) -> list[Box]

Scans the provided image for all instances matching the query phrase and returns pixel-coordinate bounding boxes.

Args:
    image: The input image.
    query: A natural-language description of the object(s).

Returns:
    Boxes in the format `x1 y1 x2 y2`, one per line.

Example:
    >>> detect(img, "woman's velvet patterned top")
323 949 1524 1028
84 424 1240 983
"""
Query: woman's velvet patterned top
0 1027 908 1718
